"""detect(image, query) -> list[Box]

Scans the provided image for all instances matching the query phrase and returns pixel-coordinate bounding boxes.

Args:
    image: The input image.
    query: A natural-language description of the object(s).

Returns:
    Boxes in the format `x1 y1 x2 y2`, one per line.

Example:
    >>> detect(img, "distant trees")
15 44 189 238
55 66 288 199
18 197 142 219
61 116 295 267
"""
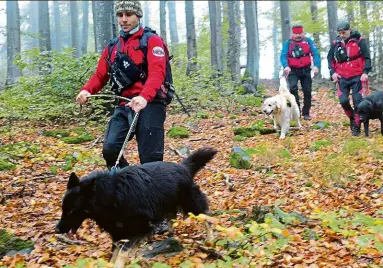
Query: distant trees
38 1 51 51
327 0 338 43
185 1 197 76
6 0 21 84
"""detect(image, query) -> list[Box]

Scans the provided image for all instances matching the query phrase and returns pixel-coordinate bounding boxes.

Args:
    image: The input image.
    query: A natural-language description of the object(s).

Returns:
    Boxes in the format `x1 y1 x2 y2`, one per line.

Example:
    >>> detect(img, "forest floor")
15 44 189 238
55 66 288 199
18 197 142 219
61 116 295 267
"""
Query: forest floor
1 80 383 267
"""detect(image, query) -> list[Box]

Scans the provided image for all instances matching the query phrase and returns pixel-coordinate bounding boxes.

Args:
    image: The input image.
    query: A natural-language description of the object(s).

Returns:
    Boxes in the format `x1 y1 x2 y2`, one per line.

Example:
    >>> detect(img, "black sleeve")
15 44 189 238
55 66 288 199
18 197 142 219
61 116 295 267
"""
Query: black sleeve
327 43 336 77
359 39 372 74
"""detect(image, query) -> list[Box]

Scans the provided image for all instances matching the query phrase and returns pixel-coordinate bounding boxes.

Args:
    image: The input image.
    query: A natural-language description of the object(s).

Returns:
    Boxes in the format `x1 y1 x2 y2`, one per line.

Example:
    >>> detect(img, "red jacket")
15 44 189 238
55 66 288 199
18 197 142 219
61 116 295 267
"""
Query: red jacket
332 38 364 78
81 27 166 103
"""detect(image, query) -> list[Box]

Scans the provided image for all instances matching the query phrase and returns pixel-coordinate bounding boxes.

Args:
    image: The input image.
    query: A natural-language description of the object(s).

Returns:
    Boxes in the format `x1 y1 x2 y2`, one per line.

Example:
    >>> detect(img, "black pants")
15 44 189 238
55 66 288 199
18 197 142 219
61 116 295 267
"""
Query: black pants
102 103 166 169
287 67 312 116
337 75 362 126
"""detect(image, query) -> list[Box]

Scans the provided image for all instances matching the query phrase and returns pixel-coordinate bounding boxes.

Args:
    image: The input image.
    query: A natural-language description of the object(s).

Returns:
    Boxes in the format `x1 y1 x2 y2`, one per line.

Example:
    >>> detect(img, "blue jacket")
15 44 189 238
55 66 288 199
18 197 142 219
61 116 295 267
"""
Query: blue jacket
280 37 320 69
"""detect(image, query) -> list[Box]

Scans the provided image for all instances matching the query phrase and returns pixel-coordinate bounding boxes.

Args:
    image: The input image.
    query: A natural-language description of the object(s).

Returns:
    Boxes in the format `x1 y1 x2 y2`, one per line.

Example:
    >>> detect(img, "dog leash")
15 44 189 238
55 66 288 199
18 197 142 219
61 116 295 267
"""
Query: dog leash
361 80 370 97
110 111 140 175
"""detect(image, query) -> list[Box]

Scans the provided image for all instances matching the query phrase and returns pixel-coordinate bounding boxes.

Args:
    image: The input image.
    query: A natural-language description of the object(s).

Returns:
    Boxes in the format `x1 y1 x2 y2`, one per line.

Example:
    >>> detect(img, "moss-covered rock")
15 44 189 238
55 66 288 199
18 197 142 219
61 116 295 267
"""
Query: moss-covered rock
60 134 94 144
0 229 34 258
0 159 16 171
233 127 259 137
168 126 190 138
233 135 246 141
230 152 252 169
42 129 70 138
311 121 330 129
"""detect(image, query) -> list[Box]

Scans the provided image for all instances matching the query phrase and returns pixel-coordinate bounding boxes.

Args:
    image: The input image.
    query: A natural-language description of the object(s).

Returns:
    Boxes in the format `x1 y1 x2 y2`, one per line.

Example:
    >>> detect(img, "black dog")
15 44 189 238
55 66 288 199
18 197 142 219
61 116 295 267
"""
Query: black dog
357 91 383 136
55 147 217 265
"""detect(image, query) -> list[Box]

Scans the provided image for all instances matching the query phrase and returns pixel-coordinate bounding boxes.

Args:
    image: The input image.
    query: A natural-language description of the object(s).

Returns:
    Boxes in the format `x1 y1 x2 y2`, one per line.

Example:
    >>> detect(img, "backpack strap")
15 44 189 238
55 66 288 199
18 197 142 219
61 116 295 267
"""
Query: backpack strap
107 37 120 62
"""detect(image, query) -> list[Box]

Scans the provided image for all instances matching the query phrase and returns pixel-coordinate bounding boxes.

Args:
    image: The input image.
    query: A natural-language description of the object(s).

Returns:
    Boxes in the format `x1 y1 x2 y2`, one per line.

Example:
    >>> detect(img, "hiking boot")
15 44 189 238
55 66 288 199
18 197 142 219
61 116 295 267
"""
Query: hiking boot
303 115 312 121
352 125 361 136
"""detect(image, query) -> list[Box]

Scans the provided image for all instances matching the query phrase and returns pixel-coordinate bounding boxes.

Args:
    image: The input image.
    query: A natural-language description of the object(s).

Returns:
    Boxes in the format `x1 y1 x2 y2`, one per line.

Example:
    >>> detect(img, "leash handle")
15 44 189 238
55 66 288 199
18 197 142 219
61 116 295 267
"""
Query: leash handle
113 111 140 170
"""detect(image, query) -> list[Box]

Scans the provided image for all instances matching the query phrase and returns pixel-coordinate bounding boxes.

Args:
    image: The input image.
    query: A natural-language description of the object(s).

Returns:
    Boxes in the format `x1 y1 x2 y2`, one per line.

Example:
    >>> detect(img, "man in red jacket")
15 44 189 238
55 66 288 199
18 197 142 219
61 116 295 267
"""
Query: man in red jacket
327 21 371 136
76 0 167 168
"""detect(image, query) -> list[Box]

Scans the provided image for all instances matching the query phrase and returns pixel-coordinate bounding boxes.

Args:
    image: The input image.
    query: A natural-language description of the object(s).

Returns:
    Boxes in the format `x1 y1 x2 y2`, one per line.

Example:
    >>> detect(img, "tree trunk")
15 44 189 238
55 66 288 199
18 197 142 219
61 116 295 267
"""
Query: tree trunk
92 1 98 52
6 0 21 85
346 0 354 25
280 1 291 43
327 0 338 43
185 0 197 76
38 1 51 51
29 1 39 48
359 0 369 49
209 1 223 75
143 1 150 27
244 1 259 92
168 1 179 45
227 1 241 84
272 1 279 80
310 0 322 78
70 1 80 57
53 1 61 51
94 1 114 53
81 1 89 55
160 1 167 43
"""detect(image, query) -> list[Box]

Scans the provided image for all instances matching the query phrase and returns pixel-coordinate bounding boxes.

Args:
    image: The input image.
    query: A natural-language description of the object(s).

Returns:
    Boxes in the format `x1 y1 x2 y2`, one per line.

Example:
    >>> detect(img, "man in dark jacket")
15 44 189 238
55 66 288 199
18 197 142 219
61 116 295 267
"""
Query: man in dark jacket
76 0 167 168
327 21 372 136
280 23 321 121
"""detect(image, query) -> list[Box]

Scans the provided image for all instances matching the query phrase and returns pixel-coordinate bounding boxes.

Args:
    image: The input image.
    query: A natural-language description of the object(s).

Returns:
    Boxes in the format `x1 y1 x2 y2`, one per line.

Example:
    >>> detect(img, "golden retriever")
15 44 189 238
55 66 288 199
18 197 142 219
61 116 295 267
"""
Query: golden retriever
262 77 302 139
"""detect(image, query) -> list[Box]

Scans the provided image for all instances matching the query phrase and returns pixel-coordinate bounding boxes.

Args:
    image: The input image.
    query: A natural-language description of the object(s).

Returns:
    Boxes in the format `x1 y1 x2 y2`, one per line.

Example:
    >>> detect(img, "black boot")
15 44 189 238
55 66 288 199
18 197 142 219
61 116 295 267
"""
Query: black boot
352 124 361 136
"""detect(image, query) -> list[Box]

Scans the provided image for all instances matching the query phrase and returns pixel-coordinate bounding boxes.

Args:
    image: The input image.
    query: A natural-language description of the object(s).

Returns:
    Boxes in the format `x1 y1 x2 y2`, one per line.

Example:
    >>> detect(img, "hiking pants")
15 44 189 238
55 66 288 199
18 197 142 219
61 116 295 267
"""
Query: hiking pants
288 67 312 116
337 75 363 126
102 103 166 169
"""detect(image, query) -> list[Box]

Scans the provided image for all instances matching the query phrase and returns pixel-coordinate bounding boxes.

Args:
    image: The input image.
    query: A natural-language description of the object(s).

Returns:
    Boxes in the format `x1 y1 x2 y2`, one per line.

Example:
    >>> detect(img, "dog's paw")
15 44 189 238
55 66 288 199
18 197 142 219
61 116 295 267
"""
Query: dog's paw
279 134 286 139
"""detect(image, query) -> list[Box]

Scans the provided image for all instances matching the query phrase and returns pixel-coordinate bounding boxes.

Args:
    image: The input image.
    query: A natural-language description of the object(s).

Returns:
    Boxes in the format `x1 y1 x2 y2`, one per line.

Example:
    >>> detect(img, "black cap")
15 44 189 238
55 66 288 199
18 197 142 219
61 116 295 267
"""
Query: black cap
337 21 350 31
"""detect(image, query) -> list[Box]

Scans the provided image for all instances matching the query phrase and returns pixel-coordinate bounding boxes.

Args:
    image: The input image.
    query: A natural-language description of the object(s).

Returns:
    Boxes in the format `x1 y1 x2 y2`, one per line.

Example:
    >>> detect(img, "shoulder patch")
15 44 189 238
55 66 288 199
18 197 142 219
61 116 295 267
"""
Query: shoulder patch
152 46 165 57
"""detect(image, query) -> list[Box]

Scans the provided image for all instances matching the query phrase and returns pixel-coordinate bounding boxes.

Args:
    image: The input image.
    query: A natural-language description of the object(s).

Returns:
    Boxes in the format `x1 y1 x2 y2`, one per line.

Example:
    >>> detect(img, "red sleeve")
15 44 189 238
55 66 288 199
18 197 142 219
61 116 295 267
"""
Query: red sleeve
81 47 111 94
139 35 167 102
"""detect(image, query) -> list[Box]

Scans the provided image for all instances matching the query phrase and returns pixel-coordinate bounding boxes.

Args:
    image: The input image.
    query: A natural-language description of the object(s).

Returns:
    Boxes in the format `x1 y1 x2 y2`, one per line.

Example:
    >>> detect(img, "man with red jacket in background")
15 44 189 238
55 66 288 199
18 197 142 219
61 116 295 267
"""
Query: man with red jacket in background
76 0 168 168
280 23 321 121
327 21 372 136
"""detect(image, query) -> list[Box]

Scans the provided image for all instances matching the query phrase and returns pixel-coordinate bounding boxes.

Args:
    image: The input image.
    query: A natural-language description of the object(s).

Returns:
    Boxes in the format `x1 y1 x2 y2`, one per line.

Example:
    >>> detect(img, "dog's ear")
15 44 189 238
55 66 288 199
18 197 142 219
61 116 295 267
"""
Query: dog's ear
80 178 96 196
275 100 281 109
67 172 80 190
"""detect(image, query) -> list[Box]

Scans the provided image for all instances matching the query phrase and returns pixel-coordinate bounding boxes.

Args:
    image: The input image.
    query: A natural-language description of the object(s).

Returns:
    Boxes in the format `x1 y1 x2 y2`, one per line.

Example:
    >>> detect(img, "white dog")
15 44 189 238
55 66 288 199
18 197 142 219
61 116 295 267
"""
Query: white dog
262 77 302 139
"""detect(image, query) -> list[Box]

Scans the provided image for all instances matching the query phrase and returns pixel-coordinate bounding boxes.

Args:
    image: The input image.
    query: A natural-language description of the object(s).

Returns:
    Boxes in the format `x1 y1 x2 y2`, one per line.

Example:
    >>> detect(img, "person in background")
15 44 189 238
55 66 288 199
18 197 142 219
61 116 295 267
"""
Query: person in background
280 23 321 121
327 21 371 136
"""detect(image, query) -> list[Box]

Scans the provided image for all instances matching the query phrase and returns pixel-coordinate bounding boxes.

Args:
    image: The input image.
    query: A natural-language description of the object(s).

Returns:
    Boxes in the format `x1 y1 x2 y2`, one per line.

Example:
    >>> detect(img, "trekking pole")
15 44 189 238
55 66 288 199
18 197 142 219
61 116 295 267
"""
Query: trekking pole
174 92 190 117
110 111 140 175
86 94 131 102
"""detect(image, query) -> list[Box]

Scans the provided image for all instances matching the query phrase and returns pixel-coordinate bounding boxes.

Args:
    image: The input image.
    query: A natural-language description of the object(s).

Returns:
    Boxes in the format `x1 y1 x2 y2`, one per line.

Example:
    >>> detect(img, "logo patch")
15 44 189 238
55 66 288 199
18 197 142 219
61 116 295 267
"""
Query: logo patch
152 46 165 57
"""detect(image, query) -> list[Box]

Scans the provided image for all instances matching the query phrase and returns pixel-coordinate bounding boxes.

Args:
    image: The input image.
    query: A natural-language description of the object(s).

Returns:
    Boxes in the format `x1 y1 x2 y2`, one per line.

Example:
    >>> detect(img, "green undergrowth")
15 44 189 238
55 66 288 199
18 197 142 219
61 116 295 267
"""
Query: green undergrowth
168 126 190 138
0 229 34 258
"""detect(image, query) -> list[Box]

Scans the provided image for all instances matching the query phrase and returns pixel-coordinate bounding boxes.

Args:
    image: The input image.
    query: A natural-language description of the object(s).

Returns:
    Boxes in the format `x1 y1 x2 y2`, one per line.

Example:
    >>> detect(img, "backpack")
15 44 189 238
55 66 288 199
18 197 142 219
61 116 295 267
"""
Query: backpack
333 38 362 63
106 27 174 105
288 38 310 59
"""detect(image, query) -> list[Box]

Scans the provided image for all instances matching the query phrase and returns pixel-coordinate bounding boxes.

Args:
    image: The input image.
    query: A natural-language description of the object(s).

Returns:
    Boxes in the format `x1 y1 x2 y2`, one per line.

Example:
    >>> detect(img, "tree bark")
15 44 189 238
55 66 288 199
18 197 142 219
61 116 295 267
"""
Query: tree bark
38 1 51 51
272 1 279 80
160 1 167 43
92 1 98 52
168 1 179 45
244 1 259 92
6 0 21 84
346 0 354 25
359 0 369 49
209 1 223 75
53 1 61 51
185 0 198 76
280 1 291 43
227 1 241 84
70 1 80 57
81 1 89 55
94 1 114 53
327 0 338 44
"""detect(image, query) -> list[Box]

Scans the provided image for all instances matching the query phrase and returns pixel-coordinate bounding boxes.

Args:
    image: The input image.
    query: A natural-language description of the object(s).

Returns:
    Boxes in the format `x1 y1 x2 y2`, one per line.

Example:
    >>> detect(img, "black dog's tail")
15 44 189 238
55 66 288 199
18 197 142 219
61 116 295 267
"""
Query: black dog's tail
181 147 218 178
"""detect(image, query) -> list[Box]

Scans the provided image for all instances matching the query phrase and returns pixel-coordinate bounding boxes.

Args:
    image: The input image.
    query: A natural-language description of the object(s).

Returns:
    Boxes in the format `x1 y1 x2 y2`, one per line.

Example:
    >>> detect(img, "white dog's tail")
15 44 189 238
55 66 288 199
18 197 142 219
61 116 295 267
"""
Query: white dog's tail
279 76 290 94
